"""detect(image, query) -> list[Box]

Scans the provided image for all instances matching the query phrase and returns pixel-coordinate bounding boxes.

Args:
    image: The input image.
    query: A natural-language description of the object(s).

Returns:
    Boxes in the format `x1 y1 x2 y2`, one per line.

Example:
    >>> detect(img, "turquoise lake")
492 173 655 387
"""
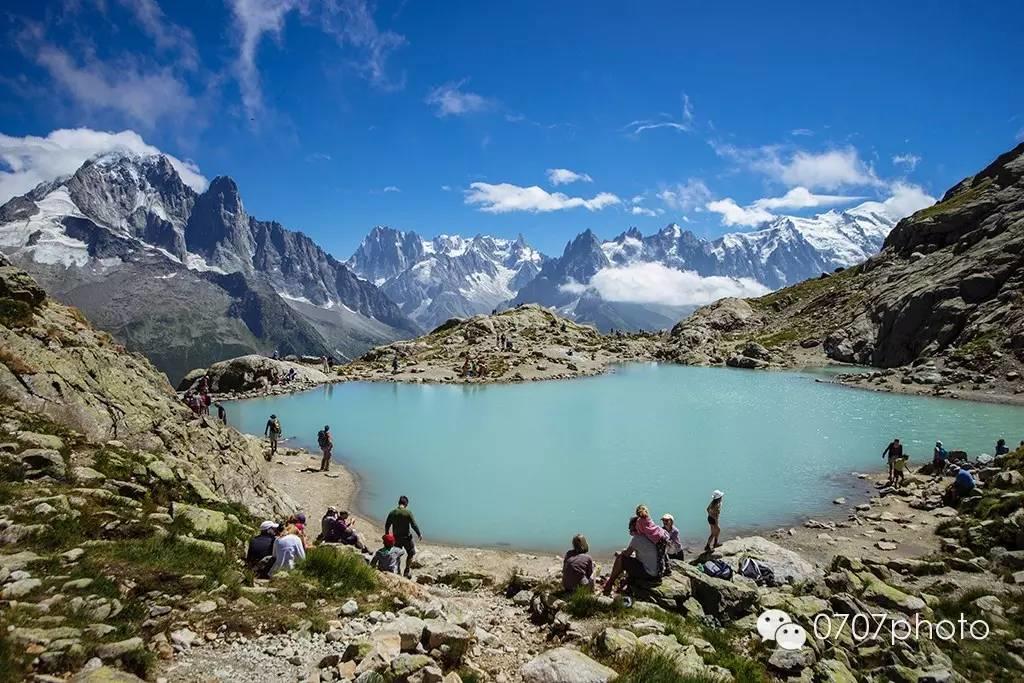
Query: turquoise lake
226 364 1024 552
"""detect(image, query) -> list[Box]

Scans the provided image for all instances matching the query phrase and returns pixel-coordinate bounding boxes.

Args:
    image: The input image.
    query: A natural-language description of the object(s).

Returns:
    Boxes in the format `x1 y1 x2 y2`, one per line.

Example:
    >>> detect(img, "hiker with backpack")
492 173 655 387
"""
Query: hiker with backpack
317 425 333 472
601 516 660 596
264 414 282 461
704 490 724 553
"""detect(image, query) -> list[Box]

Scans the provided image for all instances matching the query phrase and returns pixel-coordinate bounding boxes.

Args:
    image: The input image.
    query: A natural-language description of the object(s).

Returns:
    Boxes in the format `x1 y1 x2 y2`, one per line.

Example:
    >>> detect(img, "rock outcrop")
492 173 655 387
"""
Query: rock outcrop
177 354 331 394
0 254 292 517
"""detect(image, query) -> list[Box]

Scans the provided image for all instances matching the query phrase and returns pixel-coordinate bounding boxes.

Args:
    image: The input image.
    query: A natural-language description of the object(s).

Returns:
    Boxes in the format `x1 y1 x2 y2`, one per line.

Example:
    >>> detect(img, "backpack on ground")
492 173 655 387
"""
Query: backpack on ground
317 430 328 448
702 559 733 580
739 557 778 586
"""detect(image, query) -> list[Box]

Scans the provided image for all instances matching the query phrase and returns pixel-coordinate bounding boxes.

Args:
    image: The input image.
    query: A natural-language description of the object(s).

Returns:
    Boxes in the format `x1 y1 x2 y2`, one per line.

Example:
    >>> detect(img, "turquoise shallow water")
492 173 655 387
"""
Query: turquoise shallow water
226 364 1024 552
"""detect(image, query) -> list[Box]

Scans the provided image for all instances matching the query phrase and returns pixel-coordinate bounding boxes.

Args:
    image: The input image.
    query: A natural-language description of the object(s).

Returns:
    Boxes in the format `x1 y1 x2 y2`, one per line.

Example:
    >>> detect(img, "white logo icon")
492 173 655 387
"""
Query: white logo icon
774 622 808 650
757 609 793 641
756 609 806 650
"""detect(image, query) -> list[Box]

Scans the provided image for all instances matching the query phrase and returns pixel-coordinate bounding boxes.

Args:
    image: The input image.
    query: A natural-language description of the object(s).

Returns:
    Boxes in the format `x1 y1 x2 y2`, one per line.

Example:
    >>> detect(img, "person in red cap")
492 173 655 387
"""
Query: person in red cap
370 533 406 574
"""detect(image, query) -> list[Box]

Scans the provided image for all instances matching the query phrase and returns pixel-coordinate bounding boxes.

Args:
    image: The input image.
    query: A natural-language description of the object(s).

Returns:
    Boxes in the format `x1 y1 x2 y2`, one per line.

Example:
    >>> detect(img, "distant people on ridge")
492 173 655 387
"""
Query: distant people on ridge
705 490 724 553
265 414 282 461
384 495 422 578
883 438 903 484
317 425 333 472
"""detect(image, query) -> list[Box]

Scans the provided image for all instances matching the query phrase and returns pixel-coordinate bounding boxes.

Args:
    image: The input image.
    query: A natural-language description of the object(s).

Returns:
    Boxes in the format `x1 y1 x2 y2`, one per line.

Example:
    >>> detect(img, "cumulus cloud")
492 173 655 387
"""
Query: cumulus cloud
892 153 921 171
630 206 661 217
658 179 712 212
0 128 208 203
625 94 694 135
560 262 770 307
713 143 883 191
546 168 593 186
751 187 864 211
856 182 936 222
425 79 494 117
705 198 776 227
382 185 400 193
464 182 620 213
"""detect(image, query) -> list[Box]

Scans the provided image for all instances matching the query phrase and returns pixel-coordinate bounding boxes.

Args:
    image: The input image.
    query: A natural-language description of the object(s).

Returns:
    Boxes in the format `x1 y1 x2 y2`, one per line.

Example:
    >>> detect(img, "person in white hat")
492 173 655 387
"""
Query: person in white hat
704 490 724 553
660 513 683 559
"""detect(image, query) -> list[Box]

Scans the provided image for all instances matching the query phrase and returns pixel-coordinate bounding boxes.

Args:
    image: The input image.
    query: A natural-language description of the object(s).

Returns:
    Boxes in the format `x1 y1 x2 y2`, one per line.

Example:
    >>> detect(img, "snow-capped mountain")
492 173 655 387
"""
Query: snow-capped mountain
512 203 898 331
0 152 419 381
347 226 546 330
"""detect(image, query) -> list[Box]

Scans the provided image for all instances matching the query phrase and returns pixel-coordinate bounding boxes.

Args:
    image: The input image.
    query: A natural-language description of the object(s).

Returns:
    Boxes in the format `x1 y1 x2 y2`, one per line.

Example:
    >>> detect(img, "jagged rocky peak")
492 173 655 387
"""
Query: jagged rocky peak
185 175 254 270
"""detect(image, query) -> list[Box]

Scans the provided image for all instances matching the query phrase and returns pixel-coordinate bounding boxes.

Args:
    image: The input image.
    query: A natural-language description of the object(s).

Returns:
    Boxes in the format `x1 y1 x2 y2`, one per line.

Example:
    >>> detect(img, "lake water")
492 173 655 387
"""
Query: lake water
226 364 1024 552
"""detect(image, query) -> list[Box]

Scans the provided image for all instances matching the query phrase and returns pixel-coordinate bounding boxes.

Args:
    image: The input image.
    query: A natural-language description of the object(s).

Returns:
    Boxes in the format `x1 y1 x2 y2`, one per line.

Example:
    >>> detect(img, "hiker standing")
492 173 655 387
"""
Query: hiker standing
392 354 399 374
384 495 422 578
264 414 282 460
704 490 724 553
883 438 903 484
317 425 333 472
216 403 227 425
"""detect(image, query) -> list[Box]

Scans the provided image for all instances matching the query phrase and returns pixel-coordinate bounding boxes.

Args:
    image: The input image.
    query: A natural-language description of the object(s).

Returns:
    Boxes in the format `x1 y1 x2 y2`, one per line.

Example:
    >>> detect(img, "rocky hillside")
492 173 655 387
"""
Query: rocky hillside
0 153 418 383
338 304 659 384
0 253 291 515
661 143 1024 398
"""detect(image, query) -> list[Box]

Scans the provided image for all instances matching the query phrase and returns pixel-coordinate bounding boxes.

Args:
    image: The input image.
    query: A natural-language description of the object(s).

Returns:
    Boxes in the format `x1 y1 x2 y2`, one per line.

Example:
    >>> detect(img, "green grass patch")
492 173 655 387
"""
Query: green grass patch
916 178 993 220
563 587 626 618
931 586 1024 683
614 647 720 683
754 327 808 349
296 546 379 596
91 536 236 593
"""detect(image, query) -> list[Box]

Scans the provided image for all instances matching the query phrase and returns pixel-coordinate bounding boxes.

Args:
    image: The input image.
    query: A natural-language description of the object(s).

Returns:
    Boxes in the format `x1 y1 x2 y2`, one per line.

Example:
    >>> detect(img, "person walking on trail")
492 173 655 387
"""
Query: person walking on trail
704 490 724 553
264 414 282 460
883 438 903 484
384 495 422 578
317 425 333 472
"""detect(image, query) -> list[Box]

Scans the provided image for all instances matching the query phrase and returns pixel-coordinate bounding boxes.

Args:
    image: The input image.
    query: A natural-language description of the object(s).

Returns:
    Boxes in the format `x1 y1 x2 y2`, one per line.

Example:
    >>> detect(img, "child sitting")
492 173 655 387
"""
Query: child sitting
370 533 406 574
634 504 671 576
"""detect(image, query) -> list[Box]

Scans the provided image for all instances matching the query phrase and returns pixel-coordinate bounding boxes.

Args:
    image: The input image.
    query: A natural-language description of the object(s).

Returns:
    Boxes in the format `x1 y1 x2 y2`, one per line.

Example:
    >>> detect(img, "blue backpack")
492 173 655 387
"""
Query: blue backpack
702 559 733 580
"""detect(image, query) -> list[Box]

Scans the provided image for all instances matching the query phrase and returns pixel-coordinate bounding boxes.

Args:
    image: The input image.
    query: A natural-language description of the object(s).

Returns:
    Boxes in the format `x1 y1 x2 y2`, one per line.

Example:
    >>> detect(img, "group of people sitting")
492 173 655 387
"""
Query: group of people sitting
885 436 1017 505
244 496 424 580
560 492 725 597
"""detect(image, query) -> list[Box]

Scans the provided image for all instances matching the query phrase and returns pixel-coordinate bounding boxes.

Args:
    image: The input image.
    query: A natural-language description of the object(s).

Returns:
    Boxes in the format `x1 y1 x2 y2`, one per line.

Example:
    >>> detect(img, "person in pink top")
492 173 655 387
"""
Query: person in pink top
634 504 671 576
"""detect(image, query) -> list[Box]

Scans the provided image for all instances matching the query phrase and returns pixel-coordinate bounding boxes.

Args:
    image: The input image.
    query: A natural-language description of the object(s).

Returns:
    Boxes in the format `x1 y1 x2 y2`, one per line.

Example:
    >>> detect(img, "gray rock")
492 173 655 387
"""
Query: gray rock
520 647 617 683
95 637 144 659
1 577 42 598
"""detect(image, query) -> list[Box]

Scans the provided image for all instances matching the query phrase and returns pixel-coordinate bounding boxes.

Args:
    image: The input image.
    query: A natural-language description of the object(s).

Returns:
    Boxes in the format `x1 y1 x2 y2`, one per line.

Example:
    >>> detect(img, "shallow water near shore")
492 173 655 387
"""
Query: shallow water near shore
226 364 1024 552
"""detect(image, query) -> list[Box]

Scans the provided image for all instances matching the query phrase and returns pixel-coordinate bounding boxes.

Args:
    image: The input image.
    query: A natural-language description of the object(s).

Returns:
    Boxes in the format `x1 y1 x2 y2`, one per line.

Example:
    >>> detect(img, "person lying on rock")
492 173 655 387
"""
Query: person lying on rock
602 517 661 596
562 534 595 592
370 533 406 574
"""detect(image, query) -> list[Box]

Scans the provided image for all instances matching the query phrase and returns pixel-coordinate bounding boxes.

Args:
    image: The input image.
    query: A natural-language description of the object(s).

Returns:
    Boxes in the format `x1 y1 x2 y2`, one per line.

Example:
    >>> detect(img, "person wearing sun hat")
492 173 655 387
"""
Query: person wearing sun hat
704 490 724 553
246 520 278 570
661 513 684 559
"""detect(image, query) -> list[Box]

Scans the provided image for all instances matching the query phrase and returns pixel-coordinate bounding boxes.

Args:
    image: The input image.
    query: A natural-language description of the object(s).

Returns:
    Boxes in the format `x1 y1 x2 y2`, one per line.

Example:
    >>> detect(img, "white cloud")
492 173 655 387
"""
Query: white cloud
425 80 494 117
625 94 694 135
116 0 199 69
546 168 593 186
229 0 405 118
0 128 208 203
751 187 864 211
705 198 775 227
713 143 883 191
790 128 814 136
464 182 620 213
892 153 921 171
440 185 451 191
560 262 770 307
658 179 712 212
857 182 936 222
630 206 658 217
382 185 400 193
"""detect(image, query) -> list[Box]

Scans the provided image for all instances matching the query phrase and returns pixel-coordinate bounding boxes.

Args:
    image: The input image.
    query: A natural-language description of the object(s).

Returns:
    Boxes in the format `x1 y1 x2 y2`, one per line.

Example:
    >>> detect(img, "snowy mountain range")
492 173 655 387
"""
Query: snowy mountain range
0 153 419 381
346 226 545 330
512 203 898 331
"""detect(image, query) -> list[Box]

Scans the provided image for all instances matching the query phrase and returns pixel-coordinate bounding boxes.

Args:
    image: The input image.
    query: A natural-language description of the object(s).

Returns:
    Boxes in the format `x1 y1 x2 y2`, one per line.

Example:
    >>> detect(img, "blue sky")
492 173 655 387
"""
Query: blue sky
0 1 1022 258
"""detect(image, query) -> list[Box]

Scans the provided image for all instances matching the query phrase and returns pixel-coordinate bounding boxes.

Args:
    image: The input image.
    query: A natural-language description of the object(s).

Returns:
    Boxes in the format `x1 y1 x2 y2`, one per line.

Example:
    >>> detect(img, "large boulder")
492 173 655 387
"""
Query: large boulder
675 562 759 620
715 536 824 584
520 648 617 683
177 354 330 393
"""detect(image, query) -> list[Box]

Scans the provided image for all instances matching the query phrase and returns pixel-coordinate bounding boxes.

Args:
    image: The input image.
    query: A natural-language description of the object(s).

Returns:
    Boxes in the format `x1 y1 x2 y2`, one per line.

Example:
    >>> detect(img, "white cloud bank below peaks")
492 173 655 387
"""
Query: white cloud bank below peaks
464 182 620 213
560 262 770 307
0 128 208 204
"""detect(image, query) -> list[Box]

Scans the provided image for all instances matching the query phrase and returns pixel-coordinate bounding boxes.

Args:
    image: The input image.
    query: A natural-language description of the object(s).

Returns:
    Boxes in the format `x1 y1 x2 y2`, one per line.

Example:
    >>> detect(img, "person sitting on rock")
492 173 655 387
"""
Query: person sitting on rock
945 466 976 506
337 510 370 553
661 513 684 560
996 438 1010 456
317 507 343 543
602 517 660 596
634 504 670 576
246 521 278 578
370 533 405 574
562 534 595 592
269 523 305 575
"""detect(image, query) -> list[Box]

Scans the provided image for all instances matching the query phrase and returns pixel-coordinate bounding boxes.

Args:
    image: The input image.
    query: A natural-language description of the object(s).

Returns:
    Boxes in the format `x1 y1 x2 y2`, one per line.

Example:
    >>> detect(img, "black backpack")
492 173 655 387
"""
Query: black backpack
739 557 778 586
317 430 328 448
702 559 733 580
